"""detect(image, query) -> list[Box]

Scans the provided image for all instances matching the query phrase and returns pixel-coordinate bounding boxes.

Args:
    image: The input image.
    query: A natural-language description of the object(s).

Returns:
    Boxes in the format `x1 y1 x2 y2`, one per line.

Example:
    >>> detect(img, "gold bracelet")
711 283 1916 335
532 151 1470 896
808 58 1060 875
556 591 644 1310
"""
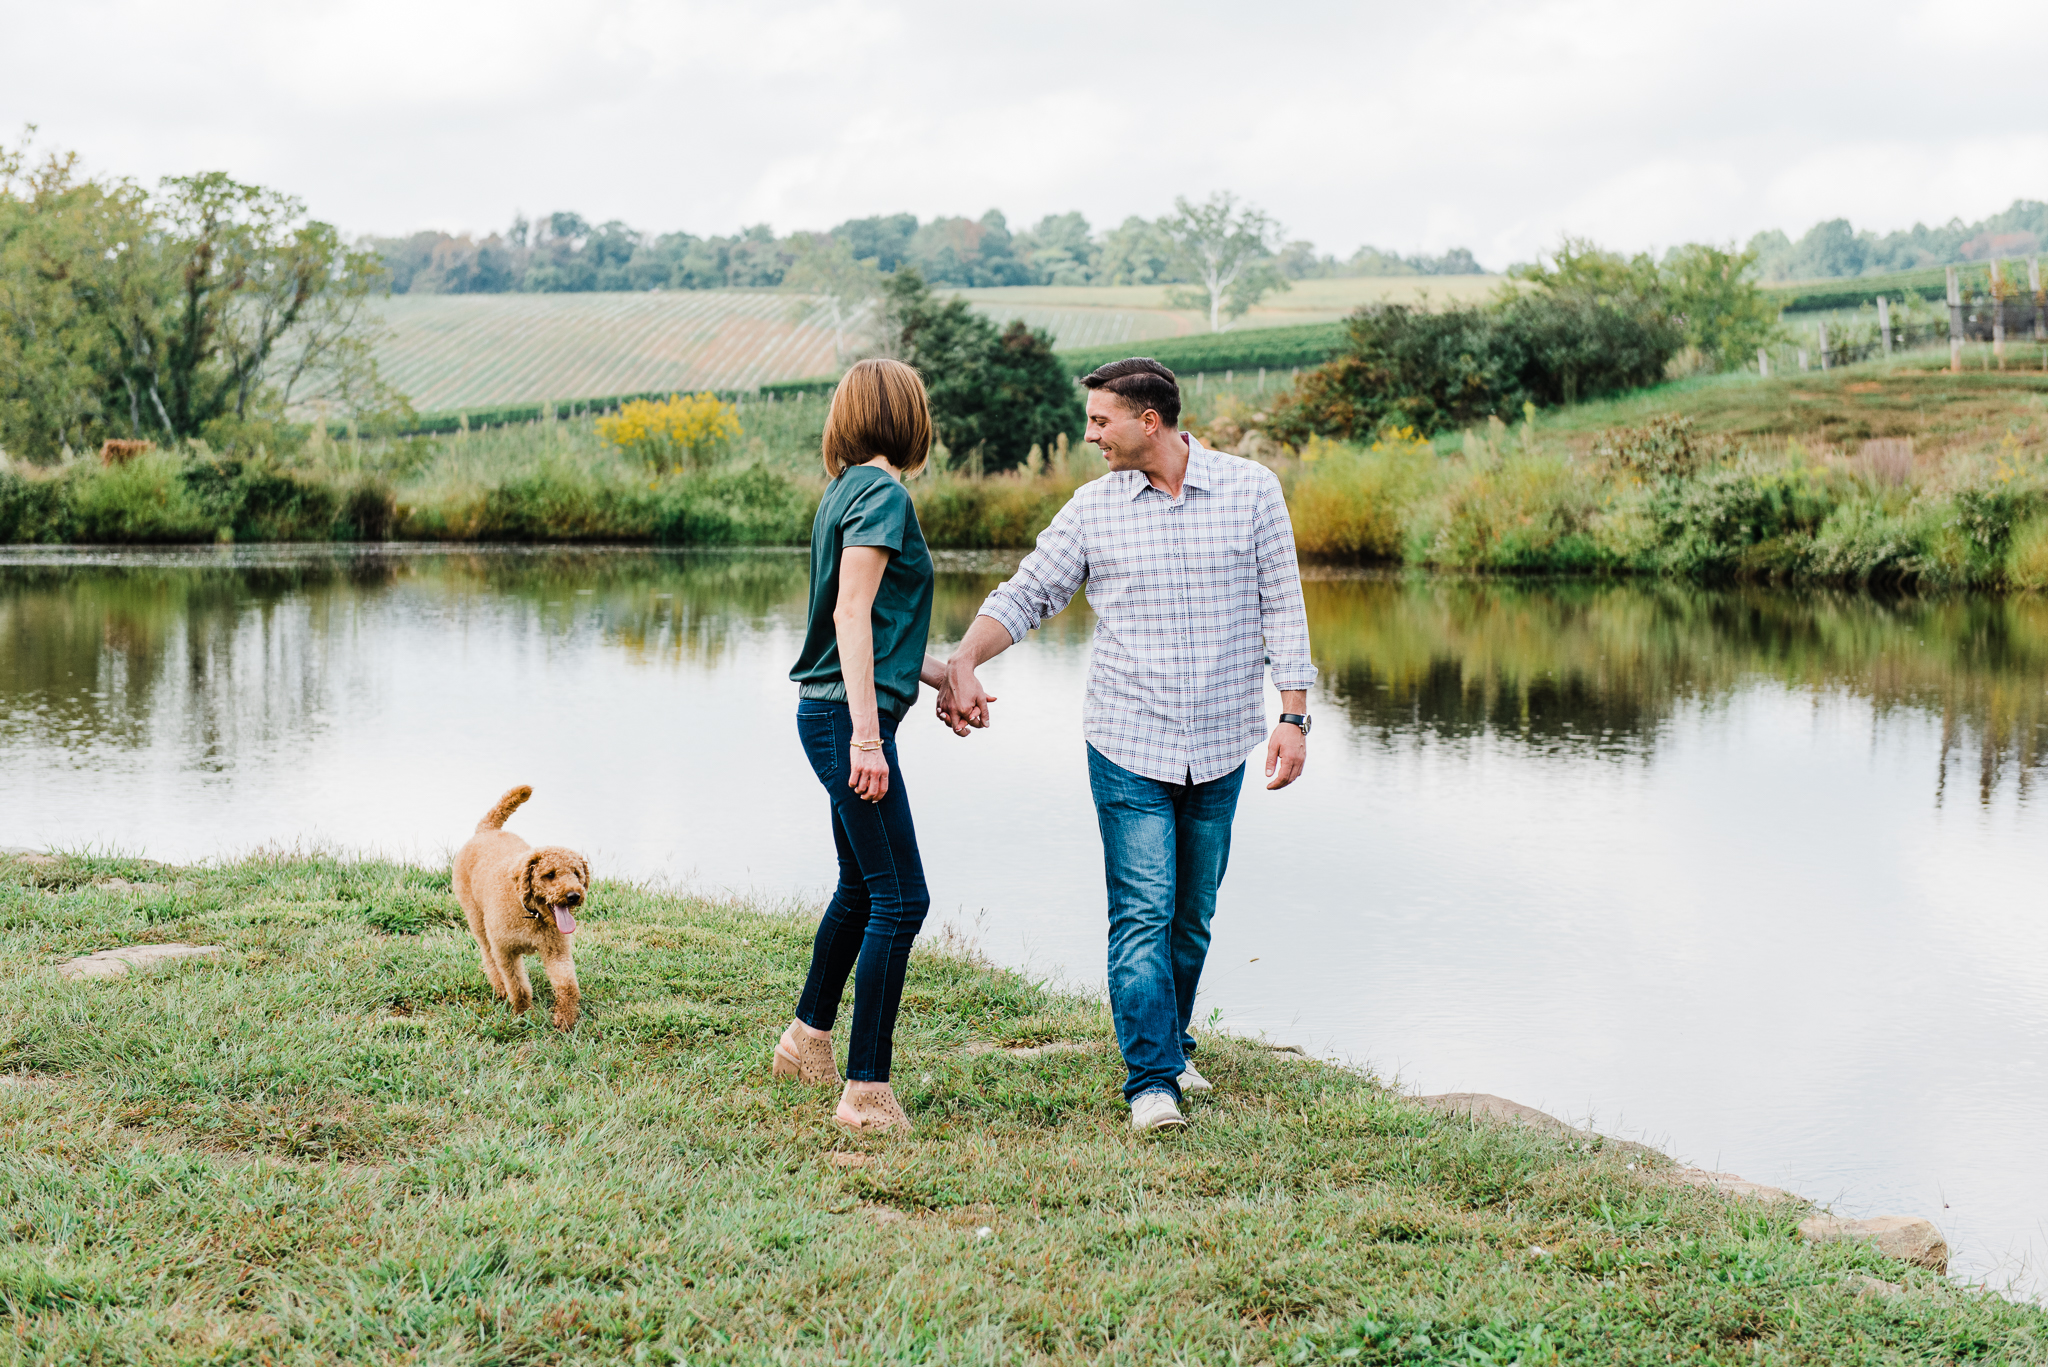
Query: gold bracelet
850 739 884 752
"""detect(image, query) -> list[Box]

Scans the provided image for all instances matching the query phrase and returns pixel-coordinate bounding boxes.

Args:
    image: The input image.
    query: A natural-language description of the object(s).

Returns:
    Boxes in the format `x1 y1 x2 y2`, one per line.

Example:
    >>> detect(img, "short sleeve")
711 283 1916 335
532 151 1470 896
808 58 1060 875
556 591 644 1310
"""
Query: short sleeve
839 475 909 553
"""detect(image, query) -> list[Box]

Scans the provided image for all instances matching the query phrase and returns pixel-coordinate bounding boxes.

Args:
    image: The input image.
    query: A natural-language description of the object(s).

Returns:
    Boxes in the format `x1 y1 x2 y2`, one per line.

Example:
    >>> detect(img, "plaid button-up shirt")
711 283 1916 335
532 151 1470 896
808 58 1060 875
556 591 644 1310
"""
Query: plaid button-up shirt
978 435 1317 785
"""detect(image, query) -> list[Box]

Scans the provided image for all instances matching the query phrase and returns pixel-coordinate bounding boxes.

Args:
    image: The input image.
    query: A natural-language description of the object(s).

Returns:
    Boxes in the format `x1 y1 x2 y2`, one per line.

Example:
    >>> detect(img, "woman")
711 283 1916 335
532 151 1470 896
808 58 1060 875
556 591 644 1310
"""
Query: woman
777 358 950 1132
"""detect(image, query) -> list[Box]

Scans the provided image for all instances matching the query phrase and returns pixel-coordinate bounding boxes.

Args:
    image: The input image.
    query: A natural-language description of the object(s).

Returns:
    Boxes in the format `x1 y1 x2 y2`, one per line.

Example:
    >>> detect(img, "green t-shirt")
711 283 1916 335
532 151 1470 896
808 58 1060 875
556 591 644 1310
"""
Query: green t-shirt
789 464 934 721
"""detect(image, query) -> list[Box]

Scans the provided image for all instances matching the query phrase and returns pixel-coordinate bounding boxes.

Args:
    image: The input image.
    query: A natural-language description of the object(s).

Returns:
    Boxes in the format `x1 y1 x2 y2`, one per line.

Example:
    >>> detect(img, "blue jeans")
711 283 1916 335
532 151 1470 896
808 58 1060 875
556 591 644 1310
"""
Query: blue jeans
793 700 930 1082
1087 744 1246 1102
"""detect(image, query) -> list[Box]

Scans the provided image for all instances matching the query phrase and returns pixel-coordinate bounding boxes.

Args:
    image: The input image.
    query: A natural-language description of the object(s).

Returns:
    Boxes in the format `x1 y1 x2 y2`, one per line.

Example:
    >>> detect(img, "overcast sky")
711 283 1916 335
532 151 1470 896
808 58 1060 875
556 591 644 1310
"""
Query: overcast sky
5 0 2045 269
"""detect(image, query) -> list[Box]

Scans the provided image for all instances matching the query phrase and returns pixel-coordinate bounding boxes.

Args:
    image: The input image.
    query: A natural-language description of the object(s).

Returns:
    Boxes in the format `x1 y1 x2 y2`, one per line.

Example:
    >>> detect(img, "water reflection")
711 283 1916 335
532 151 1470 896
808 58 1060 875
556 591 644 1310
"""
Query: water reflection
9 550 2037 802
1305 576 2048 800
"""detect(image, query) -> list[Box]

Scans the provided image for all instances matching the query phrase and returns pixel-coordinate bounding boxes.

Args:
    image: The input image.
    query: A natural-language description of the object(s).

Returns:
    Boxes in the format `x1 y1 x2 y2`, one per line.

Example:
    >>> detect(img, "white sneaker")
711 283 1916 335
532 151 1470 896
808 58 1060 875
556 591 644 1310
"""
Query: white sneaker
1129 1089 1187 1133
1178 1064 1212 1095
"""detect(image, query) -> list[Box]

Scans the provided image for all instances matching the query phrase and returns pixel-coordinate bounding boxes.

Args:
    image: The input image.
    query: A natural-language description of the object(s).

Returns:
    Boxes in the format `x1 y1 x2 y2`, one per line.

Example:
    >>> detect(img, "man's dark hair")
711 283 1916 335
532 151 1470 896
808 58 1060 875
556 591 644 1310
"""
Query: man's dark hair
1080 357 1181 429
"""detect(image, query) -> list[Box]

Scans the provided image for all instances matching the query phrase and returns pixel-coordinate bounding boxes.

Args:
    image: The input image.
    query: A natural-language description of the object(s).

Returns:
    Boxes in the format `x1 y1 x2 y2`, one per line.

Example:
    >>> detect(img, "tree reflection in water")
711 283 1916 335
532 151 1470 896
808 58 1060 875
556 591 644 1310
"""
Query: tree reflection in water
0 549 2042 805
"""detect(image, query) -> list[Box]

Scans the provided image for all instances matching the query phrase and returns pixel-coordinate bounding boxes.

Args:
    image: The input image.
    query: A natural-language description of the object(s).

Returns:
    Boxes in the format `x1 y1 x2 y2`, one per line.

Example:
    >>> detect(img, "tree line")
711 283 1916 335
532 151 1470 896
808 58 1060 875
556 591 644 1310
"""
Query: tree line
366 205 1486 299
1745 199 2047 282
1 130 399 462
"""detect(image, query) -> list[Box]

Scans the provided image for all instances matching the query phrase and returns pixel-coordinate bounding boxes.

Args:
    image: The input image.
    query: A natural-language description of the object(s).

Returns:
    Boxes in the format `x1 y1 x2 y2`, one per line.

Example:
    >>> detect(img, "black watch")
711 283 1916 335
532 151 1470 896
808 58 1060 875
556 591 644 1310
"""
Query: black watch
1279 713 1312 736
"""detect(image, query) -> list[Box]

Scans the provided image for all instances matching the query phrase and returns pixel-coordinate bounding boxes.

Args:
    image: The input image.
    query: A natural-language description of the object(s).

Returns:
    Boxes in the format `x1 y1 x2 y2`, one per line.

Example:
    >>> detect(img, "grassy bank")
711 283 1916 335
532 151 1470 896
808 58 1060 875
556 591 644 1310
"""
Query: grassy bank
2 849 2040 1362
1259 358 2048 587
4 354 2048 588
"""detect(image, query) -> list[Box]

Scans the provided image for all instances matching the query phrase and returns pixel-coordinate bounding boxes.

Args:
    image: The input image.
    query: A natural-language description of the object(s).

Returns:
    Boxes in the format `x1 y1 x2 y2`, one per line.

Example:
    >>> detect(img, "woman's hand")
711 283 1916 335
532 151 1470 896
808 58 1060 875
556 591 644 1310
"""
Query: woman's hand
848 742 890 803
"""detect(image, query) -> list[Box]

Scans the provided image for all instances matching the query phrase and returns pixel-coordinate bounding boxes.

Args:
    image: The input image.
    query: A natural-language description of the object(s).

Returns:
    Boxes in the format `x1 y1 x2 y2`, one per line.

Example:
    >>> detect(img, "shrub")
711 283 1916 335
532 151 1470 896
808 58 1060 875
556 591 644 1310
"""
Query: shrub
1805 502 1924 585
477 465 655 540
177 457 343 542
1271 294 1683 444
1594 414 1711 481
2007 514 2048 589
1284 431 1437 563
912 470 1076 549
1421 452 1614 572
596 393 741 472
652 465 817 546
68 453 213 543
1648 466 1835 579
0 468 71 542
335 478 397 541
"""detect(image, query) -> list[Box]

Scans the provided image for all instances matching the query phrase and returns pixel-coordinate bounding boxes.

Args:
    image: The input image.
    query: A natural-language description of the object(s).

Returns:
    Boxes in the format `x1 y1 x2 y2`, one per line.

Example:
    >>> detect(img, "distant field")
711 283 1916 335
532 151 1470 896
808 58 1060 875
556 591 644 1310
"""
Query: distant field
365 292 842 413
363 278 1508 415
953 276 1506 346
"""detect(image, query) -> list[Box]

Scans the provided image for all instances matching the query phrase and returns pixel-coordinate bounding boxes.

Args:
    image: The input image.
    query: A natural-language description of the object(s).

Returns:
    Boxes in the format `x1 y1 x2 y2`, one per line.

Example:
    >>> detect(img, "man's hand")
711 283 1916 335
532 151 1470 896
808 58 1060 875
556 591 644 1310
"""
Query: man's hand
933 671 973 737
946 657 997 730
1264 721 1306 790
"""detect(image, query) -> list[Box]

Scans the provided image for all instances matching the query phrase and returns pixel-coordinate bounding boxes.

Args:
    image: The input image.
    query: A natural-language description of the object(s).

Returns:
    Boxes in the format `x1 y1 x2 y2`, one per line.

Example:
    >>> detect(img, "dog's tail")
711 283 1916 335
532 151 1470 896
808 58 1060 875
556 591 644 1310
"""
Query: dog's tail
477 786 533 833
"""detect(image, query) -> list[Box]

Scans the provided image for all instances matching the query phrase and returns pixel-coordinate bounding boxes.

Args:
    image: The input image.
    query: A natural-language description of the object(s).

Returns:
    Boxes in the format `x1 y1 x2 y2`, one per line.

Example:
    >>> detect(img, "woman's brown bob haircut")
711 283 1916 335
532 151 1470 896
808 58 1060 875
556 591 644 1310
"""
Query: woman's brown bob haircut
821 358 933 479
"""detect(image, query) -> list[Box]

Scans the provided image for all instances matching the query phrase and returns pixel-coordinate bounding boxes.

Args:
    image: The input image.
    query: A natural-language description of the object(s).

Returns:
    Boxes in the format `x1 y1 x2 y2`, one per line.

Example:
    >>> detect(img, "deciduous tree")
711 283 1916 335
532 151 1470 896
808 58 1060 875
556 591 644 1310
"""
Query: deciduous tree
1159 192 1289 331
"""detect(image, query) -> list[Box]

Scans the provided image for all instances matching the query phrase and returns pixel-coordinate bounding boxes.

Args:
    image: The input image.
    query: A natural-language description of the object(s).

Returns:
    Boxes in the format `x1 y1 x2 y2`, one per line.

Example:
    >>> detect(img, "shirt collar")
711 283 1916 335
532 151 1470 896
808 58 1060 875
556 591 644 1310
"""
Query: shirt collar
1124 432 1215 501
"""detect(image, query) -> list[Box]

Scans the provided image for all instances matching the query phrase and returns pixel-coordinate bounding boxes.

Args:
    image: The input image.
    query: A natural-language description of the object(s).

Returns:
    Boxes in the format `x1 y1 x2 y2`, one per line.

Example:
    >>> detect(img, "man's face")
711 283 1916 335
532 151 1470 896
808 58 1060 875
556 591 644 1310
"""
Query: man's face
1085 390 1155 470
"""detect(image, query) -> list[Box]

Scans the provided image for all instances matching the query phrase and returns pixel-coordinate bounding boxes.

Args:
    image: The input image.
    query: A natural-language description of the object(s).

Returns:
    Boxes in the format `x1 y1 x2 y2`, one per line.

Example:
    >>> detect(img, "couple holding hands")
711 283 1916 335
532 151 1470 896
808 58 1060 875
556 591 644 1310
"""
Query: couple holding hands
774 355 1317 1134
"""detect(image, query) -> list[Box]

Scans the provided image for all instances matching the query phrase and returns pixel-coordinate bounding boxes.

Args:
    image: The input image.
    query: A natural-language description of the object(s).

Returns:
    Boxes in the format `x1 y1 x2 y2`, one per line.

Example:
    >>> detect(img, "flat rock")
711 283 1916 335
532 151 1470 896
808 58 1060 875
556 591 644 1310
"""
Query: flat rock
1421 1093 1579 1133
1419 1092 1663 1162
1667 1168 1796 1203
94 878 167 893
59 943 223 980
1798 1213 1949 1273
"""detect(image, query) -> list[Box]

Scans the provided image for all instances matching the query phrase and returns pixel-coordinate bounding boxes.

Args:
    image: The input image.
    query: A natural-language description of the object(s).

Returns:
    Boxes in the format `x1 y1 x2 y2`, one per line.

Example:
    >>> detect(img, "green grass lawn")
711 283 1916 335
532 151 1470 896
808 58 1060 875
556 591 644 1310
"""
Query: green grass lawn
1517 352 2048 456
2 851 2041 1363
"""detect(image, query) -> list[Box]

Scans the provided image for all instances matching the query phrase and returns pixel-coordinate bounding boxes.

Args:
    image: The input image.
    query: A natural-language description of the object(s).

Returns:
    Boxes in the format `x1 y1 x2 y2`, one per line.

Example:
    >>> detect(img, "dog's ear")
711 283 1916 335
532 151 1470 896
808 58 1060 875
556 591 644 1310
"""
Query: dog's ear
576 855 591 890
520 850 544 906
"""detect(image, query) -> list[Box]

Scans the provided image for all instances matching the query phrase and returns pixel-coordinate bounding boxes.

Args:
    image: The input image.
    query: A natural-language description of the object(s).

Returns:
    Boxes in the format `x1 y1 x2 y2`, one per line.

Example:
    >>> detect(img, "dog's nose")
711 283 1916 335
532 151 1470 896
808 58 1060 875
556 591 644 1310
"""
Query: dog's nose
562 890 582 906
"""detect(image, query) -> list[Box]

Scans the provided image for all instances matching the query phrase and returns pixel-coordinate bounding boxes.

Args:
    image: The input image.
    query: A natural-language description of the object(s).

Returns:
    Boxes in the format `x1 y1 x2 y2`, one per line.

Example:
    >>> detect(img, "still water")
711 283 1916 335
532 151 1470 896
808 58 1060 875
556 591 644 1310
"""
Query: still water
4 546 2047 1290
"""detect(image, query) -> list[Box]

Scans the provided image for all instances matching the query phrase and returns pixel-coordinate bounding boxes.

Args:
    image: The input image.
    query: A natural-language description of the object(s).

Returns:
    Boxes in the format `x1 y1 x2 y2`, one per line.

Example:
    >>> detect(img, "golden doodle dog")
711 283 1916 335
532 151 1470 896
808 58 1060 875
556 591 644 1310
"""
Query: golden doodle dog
453 785 590 1029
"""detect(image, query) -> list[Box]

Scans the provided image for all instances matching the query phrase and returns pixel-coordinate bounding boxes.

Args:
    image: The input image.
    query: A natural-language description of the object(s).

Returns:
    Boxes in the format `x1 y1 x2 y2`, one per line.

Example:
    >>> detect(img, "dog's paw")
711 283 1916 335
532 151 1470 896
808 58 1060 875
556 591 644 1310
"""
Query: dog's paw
552 1013 578 1031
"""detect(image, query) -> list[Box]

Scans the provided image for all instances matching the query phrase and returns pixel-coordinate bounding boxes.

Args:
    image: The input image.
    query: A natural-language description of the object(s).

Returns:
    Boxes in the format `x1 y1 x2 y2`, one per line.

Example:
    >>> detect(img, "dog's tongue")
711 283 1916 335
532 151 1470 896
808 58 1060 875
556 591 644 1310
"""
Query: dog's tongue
551 904 577 935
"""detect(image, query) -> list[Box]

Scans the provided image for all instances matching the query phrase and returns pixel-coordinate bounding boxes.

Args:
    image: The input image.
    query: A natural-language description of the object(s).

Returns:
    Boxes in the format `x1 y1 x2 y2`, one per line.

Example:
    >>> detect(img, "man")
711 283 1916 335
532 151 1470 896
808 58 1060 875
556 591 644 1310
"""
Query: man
942 357 1315 1133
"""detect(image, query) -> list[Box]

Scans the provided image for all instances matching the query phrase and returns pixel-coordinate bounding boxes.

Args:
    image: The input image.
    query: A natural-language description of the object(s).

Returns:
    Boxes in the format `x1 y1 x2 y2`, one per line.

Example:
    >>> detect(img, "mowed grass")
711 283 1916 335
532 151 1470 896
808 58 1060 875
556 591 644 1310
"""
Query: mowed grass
1523 351 2048 457
2 854 2043 1363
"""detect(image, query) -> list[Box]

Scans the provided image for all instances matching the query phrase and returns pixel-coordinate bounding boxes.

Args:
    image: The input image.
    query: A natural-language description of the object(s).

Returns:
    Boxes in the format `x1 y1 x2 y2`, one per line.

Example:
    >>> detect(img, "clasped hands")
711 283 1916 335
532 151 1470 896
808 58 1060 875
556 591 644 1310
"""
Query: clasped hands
932 657 995 737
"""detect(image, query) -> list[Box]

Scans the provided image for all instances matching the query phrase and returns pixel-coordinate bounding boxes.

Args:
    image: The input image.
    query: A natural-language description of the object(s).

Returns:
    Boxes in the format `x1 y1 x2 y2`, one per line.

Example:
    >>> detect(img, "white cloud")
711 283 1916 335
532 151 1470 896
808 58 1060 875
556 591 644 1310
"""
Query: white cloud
2 0 2043 264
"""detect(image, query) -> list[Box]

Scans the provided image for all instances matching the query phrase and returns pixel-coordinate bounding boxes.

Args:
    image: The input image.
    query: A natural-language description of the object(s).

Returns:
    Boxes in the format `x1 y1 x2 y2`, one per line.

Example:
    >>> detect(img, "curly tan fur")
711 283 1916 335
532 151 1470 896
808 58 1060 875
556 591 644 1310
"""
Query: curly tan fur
452 785 590 1029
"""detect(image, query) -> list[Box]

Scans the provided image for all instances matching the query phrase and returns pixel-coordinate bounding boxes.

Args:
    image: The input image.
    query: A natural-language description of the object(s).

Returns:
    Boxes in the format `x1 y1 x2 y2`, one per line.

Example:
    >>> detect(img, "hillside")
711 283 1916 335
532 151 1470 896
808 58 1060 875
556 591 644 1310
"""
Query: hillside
364 278 1506 418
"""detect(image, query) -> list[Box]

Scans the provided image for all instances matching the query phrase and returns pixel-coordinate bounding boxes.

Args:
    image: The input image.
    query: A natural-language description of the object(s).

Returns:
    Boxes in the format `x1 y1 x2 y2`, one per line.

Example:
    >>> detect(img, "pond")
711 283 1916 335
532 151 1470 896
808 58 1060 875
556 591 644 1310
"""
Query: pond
4 546 2047 1292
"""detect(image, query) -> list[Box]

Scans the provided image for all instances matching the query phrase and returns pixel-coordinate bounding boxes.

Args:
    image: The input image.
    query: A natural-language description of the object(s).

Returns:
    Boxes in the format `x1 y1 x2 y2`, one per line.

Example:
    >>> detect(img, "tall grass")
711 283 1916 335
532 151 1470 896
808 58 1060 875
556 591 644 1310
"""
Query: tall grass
8 359 2048 587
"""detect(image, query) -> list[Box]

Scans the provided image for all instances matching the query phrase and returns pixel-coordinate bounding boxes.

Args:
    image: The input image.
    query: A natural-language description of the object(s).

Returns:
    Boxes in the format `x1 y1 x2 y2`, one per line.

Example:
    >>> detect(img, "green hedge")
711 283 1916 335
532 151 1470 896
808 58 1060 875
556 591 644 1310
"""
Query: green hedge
389 377 838 439
1057 321 1349 378
1764 263 2005 314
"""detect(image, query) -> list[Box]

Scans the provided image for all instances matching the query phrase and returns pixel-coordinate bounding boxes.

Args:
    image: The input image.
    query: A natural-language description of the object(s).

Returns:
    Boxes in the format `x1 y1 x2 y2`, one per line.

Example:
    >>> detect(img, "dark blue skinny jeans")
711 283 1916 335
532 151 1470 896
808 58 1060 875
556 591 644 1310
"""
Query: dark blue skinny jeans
1087 744 1247 1103
793 699 930 1082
